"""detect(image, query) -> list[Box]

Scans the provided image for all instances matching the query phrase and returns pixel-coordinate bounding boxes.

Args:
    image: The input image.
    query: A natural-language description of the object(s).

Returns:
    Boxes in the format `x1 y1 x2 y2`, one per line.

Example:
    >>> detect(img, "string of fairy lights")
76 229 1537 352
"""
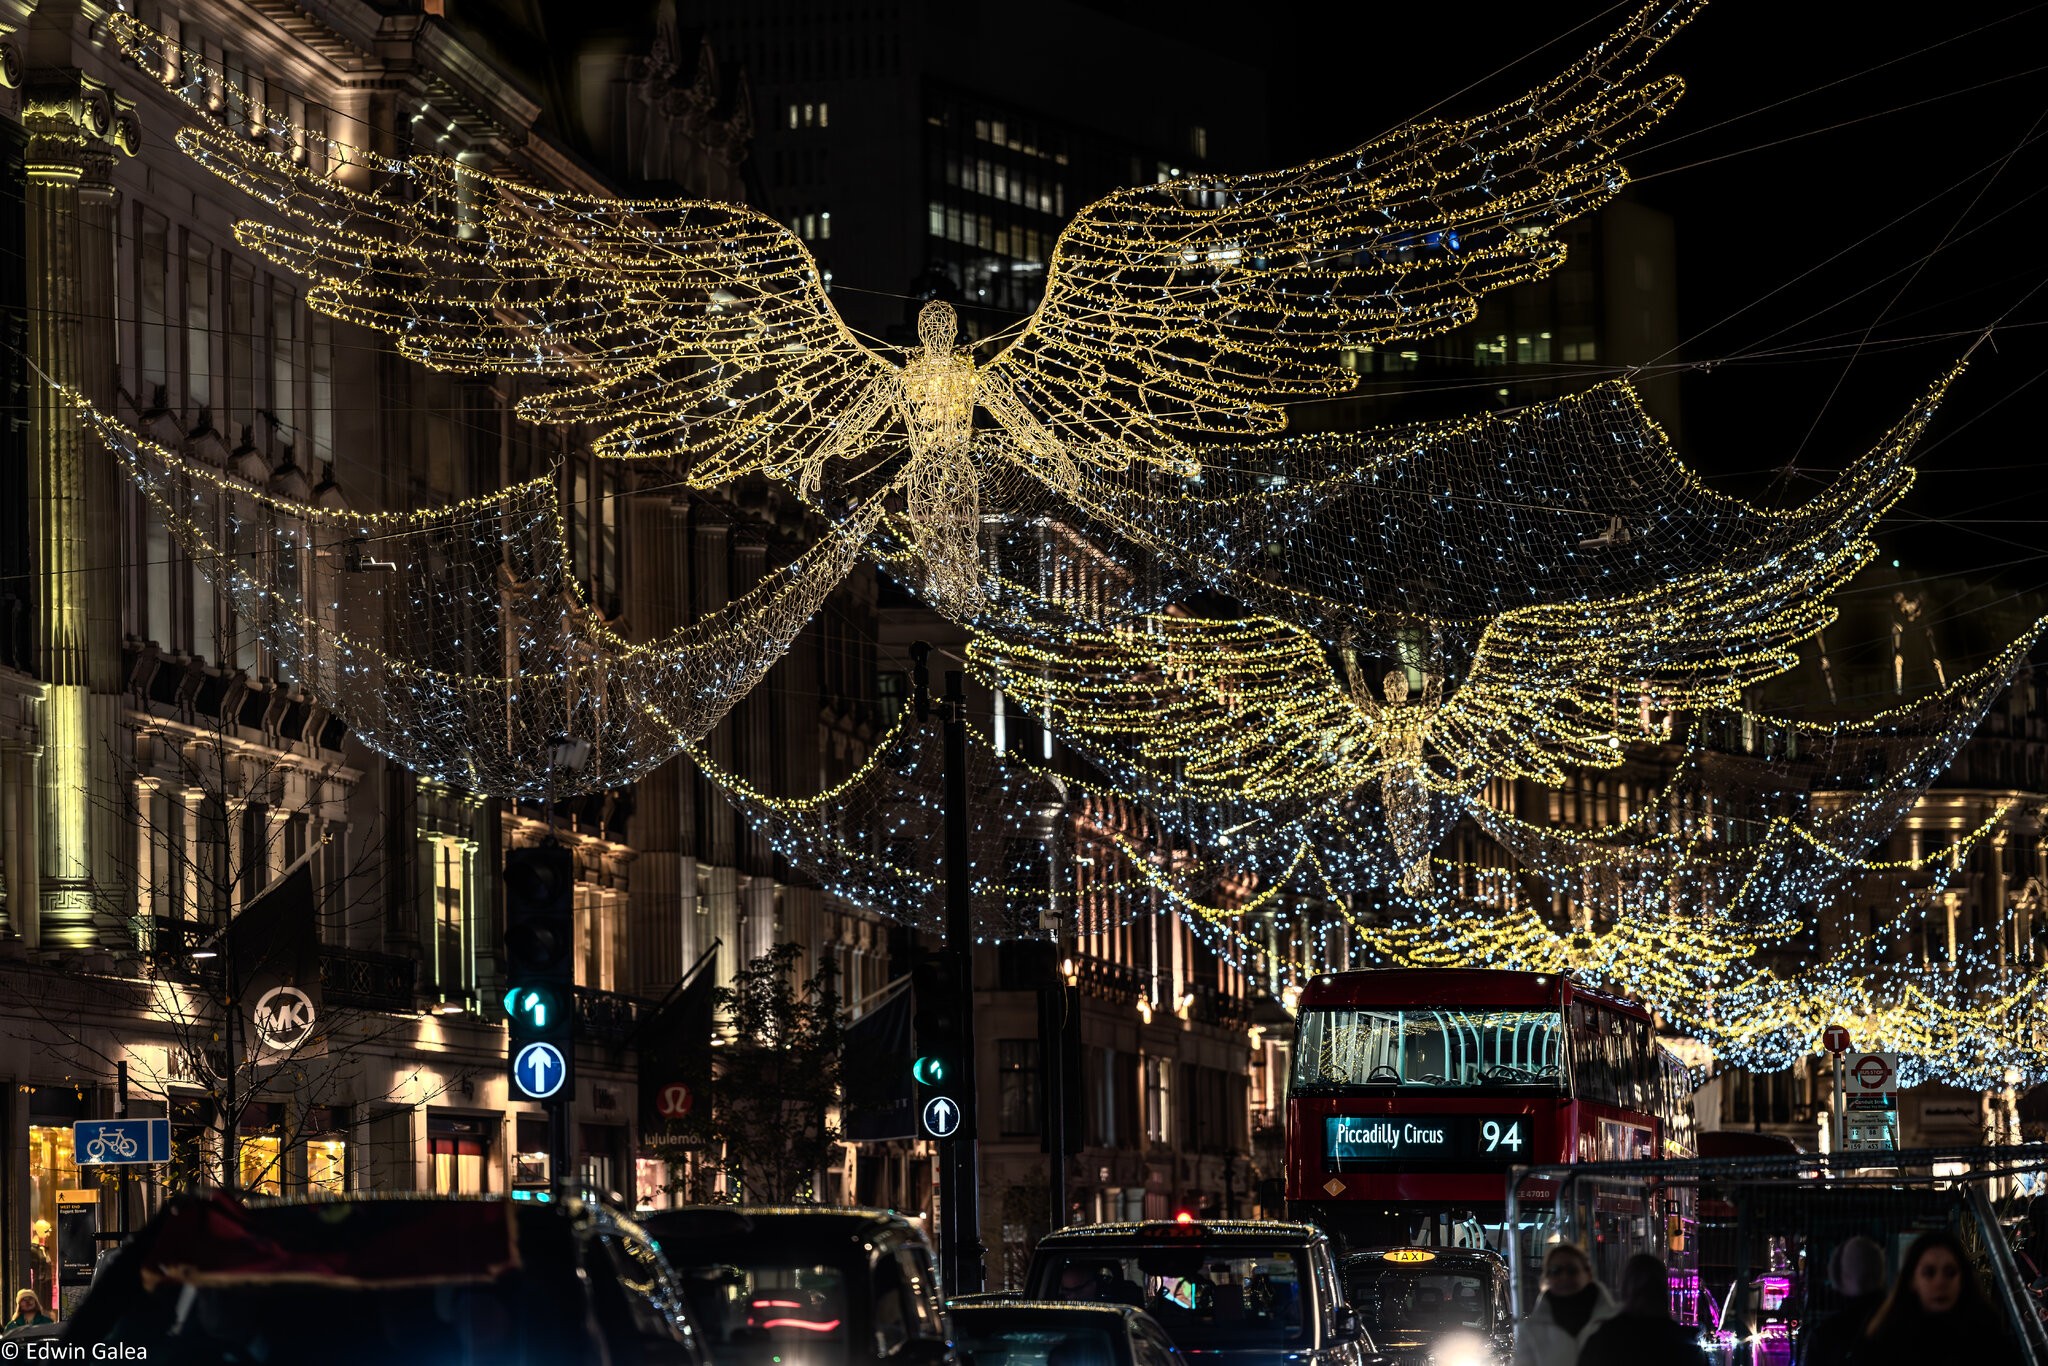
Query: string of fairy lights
82 4 2048 1085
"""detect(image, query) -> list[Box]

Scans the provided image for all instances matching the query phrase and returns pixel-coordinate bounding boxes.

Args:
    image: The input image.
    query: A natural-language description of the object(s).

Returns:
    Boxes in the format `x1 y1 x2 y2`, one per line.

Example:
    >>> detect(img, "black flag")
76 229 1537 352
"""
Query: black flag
842 981 915 1142
639 967 717 1134
226 860 324 1064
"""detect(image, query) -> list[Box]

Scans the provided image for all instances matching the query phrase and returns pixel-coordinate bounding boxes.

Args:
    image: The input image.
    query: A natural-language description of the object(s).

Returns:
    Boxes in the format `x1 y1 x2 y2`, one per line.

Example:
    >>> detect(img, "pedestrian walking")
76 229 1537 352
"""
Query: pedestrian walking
1849 1230 2020 1366
1577 1253 1707 1366
1513 1242 1618 1366
1797 1236 1886 1366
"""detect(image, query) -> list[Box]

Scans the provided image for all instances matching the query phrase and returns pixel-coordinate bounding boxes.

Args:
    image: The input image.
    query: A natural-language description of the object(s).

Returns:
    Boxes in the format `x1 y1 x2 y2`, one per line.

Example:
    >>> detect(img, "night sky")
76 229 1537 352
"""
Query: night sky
1167 1 2048 591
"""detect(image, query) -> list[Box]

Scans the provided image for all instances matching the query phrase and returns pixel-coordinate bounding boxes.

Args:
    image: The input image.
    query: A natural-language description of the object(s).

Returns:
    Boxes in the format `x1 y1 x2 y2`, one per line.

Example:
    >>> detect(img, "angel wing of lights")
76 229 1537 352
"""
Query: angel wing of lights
109 0 1698 613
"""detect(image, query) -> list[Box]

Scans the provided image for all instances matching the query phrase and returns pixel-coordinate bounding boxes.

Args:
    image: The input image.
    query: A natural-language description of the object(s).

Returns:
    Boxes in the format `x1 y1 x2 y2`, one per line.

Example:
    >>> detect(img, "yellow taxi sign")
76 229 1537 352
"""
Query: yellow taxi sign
1383 1249 1437 1264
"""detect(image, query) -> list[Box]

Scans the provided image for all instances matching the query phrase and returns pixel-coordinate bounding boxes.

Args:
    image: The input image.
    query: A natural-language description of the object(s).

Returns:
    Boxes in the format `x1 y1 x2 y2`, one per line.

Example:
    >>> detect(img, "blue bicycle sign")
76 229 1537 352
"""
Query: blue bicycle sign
74 1118 171 1165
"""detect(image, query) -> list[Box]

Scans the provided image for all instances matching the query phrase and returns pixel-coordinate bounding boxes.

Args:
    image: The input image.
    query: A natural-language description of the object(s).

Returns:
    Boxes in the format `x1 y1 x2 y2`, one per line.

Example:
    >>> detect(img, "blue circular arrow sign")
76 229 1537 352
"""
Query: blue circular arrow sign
514 1041 568 1100
921 1094 961 1139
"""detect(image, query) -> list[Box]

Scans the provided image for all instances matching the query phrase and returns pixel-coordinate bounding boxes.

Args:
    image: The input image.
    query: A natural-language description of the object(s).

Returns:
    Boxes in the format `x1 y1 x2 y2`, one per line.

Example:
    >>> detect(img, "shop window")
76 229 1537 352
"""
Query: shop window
304 1106 346 1194
169 1095 212 1194
238 1101 283 1195
27 1102 85 1310
514 1113 551 1190
428 1114 494 1194
580 1124 622 1197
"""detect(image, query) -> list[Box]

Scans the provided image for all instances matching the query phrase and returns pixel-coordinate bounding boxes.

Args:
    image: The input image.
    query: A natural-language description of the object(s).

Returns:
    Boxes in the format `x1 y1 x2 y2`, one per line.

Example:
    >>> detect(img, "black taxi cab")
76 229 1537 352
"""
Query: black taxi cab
646 1205 953 1366
1341 1246 1510 1366
1024 1218 1378 1366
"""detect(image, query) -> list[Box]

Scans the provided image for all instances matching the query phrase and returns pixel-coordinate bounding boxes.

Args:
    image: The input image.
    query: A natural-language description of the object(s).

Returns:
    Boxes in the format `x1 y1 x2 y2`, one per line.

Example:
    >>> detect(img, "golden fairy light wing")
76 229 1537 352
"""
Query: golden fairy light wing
109 14 894 488
967 614 1386 804
982 0 1697 464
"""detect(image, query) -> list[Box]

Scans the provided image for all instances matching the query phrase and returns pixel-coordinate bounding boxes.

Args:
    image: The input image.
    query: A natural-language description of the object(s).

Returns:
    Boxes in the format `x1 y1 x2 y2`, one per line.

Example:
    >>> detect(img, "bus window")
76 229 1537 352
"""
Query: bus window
1293 1007 1563 1089
1570 1002 1616 1107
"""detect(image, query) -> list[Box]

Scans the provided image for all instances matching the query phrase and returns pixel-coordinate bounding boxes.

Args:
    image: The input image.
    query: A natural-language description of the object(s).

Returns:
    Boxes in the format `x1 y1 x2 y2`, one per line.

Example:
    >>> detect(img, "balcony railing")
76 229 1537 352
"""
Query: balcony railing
320 946 418 1014
573 986 654 1047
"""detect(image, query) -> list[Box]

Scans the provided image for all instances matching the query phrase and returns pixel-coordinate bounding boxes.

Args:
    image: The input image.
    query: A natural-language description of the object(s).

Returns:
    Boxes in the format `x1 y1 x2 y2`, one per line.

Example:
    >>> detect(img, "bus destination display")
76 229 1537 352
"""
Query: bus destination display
1324 1115 1530 1166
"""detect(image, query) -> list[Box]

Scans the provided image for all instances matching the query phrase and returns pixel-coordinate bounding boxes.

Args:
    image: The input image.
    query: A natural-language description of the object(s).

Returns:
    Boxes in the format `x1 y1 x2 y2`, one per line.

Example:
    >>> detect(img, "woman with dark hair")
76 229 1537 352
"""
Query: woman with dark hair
1849 1230 2020 1366
1577 1254 1705 1366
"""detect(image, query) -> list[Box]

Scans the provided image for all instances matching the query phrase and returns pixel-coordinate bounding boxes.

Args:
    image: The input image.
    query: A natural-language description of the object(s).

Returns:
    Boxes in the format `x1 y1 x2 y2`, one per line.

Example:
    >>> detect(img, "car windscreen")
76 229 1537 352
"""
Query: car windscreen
1348 1267 1491 1335
1033 1247 1313 1351
670 1260 852 1366
1293 1008 1562 1088
952 1310 1133 1366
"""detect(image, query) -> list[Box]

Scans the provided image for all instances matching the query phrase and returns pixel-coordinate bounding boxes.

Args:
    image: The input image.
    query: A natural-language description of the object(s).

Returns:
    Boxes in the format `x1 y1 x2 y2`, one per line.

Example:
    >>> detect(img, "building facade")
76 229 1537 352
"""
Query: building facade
0 0 911 1310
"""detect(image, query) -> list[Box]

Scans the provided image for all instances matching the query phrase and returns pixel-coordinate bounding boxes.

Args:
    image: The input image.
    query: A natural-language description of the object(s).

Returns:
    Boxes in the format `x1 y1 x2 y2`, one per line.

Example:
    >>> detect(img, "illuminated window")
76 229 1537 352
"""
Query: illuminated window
1143 1055 1172 1146
239 1133 283 1195
574 883 627 993
1190 125 1208 158
26 1121 82 1307
429 1116 493 1194
424 835 474 999
308 1138 345 1194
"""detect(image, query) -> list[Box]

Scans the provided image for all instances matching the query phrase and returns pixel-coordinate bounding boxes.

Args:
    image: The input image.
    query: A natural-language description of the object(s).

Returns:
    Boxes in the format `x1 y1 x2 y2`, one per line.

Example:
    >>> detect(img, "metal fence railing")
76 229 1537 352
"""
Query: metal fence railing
1504 1145 2048 1365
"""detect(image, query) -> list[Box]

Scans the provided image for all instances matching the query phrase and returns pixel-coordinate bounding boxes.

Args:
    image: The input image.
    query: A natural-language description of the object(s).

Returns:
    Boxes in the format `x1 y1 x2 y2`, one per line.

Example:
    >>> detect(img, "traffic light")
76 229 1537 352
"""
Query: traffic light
912 951 972 1139
504 843 575 1103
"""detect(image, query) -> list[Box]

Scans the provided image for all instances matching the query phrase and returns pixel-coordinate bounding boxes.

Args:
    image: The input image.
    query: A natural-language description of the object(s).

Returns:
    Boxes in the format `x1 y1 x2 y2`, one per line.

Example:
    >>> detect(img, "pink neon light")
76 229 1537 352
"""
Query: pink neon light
758 1318 843 1333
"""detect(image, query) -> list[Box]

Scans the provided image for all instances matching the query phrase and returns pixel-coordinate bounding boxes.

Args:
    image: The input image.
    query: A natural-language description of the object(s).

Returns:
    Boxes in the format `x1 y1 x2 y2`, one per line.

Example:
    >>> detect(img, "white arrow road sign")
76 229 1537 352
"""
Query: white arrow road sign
921 1095 960 1138
515 1042 568 1100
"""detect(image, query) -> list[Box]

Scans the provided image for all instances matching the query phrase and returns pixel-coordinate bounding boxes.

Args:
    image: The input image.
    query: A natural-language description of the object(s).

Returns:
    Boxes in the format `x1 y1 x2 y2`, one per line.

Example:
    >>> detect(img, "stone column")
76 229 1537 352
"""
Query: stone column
626 494 691 995
24 73 124 950
1991 831 2010 980
0 732 41 942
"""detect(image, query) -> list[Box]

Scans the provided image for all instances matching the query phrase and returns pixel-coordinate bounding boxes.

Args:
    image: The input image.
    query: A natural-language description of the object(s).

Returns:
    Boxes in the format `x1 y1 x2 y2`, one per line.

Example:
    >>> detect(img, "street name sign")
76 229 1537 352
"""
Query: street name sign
74 1118 171 1165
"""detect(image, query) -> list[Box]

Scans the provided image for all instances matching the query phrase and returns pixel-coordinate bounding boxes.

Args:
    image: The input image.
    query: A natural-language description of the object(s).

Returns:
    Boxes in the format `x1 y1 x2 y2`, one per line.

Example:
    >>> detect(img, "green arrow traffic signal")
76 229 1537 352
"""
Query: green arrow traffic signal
912 1055 948 1086
504 985 561 1031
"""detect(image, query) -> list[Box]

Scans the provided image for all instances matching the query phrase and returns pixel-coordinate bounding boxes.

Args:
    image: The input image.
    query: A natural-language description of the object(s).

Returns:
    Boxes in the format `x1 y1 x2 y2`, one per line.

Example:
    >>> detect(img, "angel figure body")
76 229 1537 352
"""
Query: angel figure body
889 302 988 613
1349 657 1444 895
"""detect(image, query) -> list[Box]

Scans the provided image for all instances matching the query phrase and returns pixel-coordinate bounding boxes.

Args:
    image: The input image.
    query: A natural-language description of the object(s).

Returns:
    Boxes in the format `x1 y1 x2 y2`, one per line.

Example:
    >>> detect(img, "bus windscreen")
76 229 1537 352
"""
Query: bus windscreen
1292 1008 1563 1089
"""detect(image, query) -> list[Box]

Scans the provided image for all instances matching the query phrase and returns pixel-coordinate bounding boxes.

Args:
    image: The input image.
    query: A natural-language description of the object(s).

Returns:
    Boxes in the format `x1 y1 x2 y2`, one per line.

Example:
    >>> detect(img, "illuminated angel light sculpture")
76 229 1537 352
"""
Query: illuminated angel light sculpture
964 369 1951 879
107 1 1698 613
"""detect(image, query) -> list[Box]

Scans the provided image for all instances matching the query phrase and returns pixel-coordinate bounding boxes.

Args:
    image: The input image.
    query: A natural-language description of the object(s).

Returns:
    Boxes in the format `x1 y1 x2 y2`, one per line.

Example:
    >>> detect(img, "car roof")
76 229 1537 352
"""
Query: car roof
1036 1220 1324 1244
950 1302 1146 1319
1346 1247 1506 1269
645 1204 924 1245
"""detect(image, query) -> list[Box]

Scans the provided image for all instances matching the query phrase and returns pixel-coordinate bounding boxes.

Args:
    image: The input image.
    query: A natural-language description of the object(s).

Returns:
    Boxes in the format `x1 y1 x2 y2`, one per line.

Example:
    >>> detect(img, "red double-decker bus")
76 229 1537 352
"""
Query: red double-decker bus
1285 969 1693 1251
